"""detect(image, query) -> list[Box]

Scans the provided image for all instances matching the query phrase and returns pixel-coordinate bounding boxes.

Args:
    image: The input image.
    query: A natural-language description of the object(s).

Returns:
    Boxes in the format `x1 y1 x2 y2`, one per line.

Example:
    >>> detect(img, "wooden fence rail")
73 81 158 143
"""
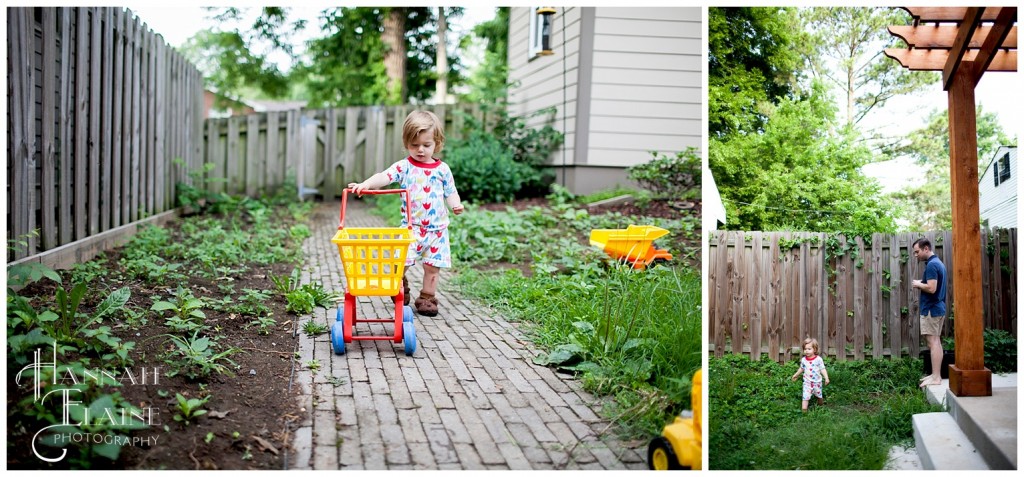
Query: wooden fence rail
709 229 1017 363
200 103 499 199
7 7 204 263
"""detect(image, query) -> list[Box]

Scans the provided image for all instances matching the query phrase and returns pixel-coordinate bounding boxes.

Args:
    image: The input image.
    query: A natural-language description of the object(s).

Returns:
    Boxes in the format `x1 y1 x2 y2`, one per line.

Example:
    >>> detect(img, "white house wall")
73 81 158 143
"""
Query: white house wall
978 147 1018 228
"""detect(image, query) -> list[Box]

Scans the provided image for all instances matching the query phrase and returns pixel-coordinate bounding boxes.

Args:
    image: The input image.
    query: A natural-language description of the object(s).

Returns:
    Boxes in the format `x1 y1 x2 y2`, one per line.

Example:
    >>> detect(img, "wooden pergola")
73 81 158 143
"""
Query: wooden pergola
884 7 1017 397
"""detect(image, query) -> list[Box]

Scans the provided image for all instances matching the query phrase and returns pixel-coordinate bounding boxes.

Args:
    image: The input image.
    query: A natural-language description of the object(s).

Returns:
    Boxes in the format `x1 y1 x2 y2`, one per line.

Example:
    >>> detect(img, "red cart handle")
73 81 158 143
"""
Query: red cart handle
339 188 413 230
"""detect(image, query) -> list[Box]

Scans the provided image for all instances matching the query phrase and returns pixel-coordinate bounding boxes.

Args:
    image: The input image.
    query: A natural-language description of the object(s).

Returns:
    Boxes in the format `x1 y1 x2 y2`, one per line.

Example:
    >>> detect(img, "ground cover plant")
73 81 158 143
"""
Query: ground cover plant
7 186 327 470
369 183 702 439
709 354 943 470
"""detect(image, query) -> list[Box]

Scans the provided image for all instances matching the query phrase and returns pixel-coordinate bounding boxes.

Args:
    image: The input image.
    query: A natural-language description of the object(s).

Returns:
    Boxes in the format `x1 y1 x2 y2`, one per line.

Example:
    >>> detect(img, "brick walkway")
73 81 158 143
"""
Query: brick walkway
287 199 647 470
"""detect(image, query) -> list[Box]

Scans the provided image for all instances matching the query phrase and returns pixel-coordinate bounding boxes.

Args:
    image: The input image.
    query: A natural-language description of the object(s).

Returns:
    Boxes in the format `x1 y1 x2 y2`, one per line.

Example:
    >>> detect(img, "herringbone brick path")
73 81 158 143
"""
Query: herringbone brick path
287 199 646 470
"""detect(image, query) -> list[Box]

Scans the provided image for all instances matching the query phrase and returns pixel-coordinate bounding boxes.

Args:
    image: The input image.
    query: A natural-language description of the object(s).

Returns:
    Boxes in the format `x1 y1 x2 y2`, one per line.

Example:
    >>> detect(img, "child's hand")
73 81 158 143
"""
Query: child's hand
348 182 366 195
452 204 464 215
825 377 830 385
791 375 797 381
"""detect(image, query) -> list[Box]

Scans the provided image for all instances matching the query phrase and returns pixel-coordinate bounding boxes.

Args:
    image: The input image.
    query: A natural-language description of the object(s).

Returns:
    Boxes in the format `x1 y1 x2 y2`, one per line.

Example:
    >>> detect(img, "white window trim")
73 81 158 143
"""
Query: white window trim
528 7 545 59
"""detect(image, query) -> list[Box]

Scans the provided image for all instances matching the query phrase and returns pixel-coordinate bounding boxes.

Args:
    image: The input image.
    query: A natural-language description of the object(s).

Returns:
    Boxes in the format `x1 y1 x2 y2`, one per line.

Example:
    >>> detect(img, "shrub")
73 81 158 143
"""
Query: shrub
627 148 701 199
444 107 564 203
984 328 1017 373
444 130 535 203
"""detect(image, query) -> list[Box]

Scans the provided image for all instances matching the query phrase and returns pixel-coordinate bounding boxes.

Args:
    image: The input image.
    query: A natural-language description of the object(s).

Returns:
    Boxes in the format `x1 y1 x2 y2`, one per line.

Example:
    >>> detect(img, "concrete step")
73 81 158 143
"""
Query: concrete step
945 386 1017 470
913 412 989 470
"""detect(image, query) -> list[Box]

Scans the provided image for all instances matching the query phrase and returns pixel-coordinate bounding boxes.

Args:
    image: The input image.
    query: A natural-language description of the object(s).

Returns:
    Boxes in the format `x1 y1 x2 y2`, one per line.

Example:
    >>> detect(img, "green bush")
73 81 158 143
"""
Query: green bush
984 328 1017 373
444 130 536 203
444 107 563 203
627 148 701 199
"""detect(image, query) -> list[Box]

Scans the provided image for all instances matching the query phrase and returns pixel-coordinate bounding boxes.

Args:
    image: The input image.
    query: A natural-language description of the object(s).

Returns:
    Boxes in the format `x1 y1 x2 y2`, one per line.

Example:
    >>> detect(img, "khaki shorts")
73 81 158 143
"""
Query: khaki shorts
920 312 945 337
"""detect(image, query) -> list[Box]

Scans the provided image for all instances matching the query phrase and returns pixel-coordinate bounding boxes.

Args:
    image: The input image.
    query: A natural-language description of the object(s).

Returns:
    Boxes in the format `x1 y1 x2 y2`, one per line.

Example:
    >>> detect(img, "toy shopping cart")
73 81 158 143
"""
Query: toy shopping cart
589 225 673 270
330 188 417 356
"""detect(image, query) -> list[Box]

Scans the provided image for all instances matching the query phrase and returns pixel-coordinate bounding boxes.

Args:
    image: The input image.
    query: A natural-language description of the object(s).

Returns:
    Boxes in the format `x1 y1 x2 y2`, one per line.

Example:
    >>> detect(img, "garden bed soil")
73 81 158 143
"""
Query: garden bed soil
7 238 303 470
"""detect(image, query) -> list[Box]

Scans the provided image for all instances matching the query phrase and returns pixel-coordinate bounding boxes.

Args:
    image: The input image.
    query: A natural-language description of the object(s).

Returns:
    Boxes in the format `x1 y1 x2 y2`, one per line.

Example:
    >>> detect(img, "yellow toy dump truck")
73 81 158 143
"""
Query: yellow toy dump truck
648 369 702 470
588 225 673 270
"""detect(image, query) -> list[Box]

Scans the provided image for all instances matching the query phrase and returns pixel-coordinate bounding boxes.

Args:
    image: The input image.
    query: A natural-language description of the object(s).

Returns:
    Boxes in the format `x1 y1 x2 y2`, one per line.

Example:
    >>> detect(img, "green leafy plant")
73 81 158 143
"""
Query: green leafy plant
248 314 277 335
233 288 272 316
302 320 329 336
983 328 1017 373
173 393 210 425
627 148 701 199
152 286 208 333
162 332 240 380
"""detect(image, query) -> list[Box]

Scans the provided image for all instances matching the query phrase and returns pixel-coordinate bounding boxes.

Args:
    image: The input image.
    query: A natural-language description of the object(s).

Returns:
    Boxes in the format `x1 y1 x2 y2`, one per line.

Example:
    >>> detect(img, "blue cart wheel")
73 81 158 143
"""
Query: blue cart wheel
336 306 343 322
403 306 414 323
403 321 417 356
331 321 346 355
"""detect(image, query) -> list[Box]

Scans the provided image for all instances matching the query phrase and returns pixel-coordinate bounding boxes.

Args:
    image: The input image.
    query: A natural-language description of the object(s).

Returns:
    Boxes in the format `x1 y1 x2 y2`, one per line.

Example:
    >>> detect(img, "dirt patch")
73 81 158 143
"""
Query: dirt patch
7 219 304 470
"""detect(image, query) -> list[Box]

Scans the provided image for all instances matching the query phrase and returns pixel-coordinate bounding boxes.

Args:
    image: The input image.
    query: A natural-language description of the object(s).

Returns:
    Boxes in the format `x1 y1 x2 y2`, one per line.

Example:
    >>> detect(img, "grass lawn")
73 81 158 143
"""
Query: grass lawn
709 354 943 470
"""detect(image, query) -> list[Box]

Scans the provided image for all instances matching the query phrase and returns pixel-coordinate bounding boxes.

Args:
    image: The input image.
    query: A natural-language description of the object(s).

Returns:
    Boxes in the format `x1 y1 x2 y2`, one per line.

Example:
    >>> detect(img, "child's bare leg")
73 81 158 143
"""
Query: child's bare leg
420 264 440 296
802 400 809 412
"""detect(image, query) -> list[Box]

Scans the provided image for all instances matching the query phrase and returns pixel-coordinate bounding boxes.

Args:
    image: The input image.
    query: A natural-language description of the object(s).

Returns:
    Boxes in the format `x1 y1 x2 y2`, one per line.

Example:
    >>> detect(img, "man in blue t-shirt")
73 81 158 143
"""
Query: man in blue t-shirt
912 237 947 387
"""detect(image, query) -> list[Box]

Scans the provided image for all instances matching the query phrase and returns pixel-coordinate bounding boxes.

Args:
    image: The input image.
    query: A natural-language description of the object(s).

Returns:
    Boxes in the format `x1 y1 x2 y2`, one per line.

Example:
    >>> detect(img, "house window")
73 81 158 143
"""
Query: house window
998 152 1011 184
994 161 1000 187
528 7 556 58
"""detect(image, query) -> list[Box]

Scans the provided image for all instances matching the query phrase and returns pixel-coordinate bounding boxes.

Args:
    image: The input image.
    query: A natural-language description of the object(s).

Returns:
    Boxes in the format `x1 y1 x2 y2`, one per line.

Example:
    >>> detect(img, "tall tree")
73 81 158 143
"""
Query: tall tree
890 106 1013 230
799 7 938 128
435 7 449 104
708 7 802 139
382 7 408 104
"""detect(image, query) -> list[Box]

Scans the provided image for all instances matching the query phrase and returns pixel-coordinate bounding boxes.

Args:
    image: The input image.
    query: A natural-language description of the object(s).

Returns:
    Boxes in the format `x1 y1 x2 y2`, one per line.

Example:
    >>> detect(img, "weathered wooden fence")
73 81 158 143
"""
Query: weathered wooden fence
200 103 499 198
7 7 204 263
709 229 1017 363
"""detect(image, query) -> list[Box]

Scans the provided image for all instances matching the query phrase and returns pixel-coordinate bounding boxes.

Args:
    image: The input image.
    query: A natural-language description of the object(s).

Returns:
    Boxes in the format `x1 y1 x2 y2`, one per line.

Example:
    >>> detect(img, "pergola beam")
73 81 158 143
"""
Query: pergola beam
903 7 1005 22
942 7 983 90
888 25 1017 49
972 7 1017 84
884 49 1017 71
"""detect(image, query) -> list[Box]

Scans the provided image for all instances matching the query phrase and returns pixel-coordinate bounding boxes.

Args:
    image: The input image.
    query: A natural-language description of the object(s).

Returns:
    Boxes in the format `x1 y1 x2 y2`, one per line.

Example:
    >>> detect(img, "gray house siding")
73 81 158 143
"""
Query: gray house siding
508 7 701 195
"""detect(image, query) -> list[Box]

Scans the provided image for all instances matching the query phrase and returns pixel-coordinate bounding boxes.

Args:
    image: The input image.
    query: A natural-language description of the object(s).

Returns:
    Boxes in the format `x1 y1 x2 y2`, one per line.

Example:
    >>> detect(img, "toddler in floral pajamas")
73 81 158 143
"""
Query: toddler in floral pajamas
791 338 830 411
348 110 464 317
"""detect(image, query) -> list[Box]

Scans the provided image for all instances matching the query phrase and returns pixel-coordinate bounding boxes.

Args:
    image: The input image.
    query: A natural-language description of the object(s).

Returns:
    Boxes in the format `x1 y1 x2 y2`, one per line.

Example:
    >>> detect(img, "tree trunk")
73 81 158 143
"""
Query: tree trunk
435 7 448 104
382 7 407 104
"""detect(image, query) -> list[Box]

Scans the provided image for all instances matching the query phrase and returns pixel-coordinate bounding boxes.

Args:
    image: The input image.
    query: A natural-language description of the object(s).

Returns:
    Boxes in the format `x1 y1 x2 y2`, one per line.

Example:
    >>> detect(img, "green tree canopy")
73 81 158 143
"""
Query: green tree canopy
708 7 802 139
184 7 465 107
710 83 899 235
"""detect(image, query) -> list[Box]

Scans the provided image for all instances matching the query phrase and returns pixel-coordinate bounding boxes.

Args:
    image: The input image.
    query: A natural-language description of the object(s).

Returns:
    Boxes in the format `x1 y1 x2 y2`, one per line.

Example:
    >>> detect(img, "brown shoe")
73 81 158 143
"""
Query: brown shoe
414 294 439 316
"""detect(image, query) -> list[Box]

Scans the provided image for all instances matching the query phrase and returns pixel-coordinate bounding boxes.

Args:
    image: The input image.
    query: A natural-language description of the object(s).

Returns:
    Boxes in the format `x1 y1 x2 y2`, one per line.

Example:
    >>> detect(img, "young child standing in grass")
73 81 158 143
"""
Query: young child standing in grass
791 338 830 412
348 110 464 317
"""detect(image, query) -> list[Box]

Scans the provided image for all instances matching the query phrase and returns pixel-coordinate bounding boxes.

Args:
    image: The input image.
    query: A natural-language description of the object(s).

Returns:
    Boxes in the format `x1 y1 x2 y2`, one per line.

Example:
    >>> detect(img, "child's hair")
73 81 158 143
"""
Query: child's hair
803 337 820 355
403 110 445 153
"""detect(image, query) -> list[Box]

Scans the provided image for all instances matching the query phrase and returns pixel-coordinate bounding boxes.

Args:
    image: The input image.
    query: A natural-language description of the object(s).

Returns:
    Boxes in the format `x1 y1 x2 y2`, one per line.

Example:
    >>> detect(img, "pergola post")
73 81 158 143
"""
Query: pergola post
945 62 992 396
884 6 1017 397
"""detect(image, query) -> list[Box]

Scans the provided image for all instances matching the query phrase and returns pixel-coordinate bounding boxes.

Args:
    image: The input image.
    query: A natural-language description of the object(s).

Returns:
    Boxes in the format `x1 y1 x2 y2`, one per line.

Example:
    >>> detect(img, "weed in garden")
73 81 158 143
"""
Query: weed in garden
234 288 273 316
302 320 329 336
173 393 210 426
161 332 240 380
247 314 277 335
306 360 321 372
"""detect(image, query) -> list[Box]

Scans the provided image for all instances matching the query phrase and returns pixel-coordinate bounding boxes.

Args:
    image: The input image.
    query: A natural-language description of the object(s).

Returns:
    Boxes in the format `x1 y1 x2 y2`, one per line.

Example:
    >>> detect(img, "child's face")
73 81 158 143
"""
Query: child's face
803 344 815 357
406 129 437 162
